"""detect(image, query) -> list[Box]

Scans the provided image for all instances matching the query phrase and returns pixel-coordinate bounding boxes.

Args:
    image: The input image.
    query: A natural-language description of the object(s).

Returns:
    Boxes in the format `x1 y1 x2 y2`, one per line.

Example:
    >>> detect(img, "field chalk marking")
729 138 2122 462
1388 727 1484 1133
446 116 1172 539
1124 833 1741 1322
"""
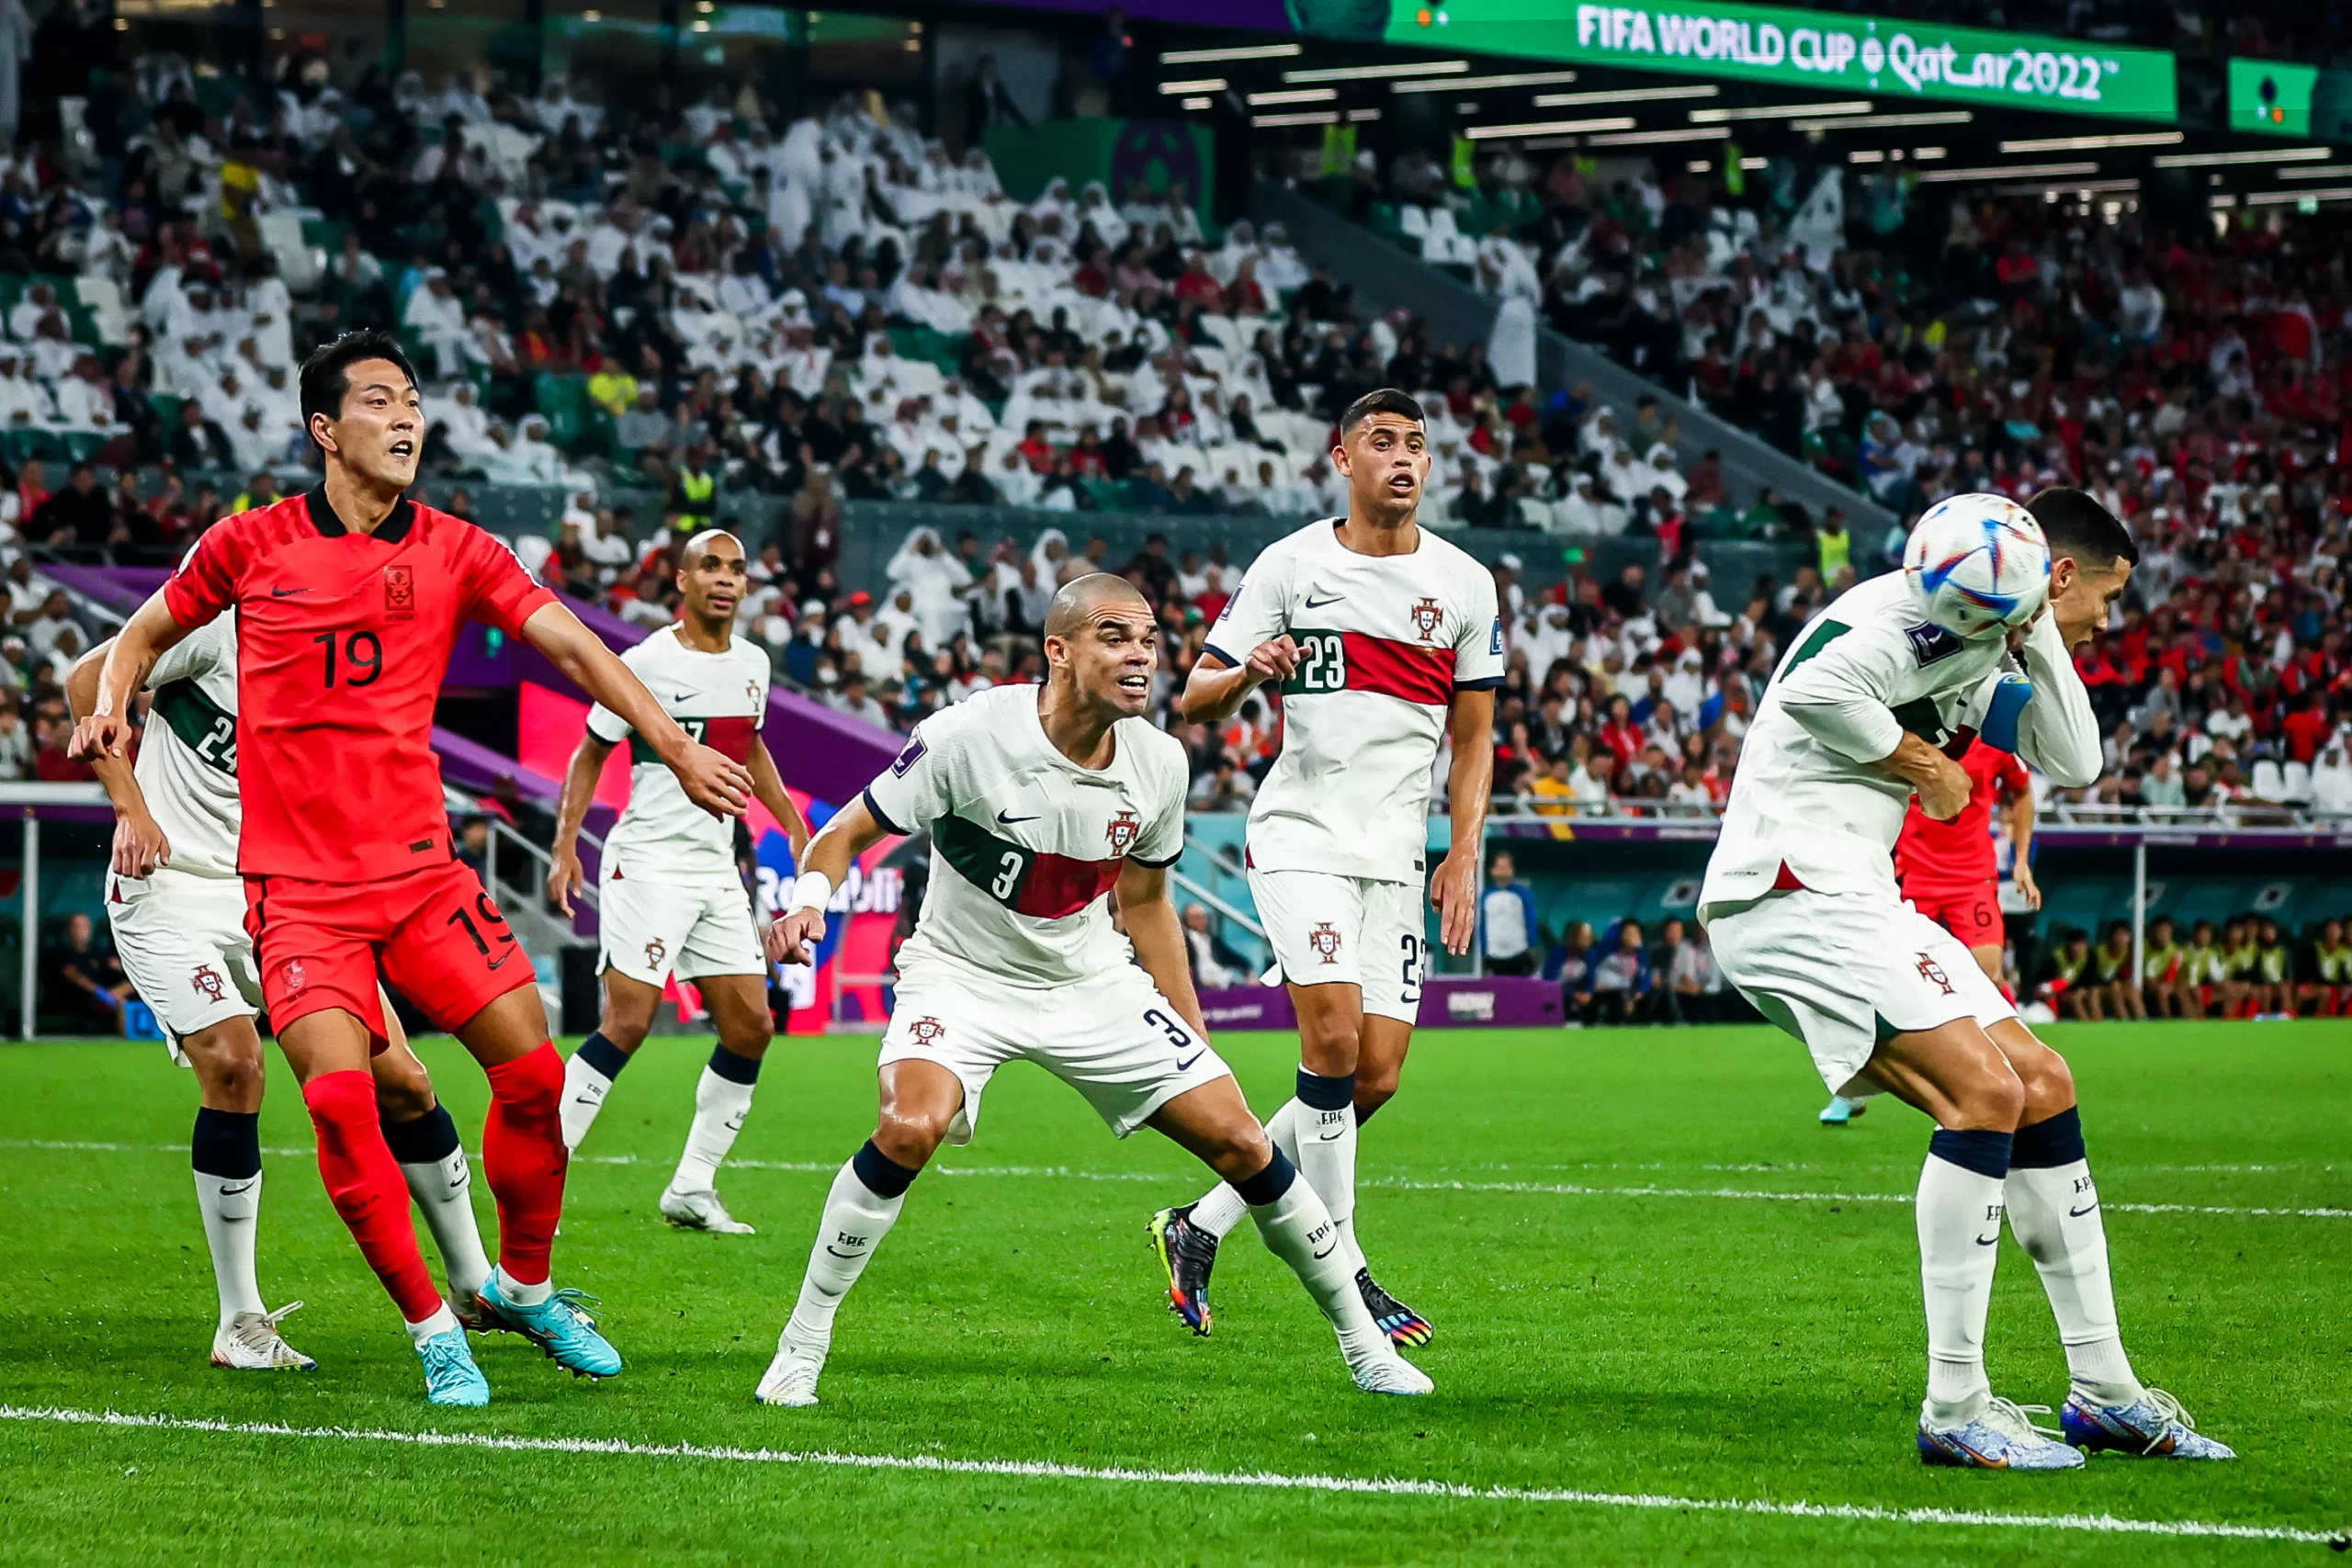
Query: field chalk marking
0 1404 2331 1546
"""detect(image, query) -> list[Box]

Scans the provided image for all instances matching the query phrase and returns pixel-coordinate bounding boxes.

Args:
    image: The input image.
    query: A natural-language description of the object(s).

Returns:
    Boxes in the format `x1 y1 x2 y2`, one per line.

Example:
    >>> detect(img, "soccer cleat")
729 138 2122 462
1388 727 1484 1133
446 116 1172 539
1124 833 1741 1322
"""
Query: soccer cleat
1917 1397 2086 1470
1356 1267 1432 1349
415 1326 491 1406
753 1330 827 1407
660 1185 755 1235
473 1276 623 1380
1148 1204 1218 1337
1819 1095 1868 1125
209 1302 318 1371
447 1292 492 1336
1338 1325 1434 1395
2062 1388 2236 1460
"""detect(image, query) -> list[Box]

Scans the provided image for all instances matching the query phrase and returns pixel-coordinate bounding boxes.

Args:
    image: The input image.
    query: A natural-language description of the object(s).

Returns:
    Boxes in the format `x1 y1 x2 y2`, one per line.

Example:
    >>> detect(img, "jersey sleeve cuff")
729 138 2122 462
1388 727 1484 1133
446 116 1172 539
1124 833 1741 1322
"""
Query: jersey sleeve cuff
1129 849 1181 868
1453 675 1507 691
860 785 909 836
1200 643 1239 668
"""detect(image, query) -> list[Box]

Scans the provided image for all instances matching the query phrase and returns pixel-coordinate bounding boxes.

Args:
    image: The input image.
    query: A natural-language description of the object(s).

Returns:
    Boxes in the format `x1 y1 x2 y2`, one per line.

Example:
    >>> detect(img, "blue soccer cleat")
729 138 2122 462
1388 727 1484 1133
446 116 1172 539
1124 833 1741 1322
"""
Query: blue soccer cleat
2062 1389 2235 1460
415 1326 491 1406
1918 1398 2086 1470
473 1275 623 1380
1819 1095 1868 1126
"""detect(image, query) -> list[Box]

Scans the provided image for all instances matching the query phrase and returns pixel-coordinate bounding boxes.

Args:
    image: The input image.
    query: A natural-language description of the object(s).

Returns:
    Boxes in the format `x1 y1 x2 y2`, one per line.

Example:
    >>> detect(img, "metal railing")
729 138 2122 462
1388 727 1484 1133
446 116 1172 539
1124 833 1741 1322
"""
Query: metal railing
1479 794 2352 833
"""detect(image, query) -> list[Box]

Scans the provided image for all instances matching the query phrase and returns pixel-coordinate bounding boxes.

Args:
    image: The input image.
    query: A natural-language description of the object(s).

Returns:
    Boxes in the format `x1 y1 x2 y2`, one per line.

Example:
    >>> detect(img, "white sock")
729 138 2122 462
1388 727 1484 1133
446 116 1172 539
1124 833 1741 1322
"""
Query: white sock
560 1048 618 1152
1917 1141 2008 1427
670 1055 759 1196
1294 1094 1363 1275
193 1167 266 1324
496 1266 551 1308
2007 1157 2143 1407
400 1149 493 1304
403 1301 459 1346
783 1149 911 1359
1248 1168 1377 1341
1188 1100 1294 1240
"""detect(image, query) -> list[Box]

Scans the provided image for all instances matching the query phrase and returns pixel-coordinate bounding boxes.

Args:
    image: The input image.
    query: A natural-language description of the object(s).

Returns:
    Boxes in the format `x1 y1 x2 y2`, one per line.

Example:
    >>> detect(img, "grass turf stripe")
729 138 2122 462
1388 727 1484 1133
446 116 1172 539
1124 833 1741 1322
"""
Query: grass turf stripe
0 1404 2327 1545
6 1140 2342 1218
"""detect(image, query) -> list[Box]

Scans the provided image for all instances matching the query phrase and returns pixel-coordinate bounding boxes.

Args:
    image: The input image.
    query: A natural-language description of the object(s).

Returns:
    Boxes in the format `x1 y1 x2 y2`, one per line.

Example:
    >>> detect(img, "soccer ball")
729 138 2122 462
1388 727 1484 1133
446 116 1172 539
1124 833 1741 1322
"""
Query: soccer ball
1903 494 2051 637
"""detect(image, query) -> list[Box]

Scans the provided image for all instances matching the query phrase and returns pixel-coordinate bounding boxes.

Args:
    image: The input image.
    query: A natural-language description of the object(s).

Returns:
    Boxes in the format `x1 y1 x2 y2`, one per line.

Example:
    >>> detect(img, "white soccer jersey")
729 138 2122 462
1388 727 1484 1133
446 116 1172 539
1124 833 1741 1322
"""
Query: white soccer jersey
587 625 771 877
1701 572 2100 914
136 614 243 881
861 682 1187 989
1208 519 1505 884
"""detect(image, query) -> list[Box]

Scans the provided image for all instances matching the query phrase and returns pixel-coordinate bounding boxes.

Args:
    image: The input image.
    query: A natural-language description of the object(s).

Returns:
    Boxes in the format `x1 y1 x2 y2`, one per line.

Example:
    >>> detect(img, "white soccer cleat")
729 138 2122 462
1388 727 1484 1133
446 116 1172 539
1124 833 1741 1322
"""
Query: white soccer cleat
661 1185 755 1235
210 1302 318 1371
1338 1325 1433 1395
1917 1396 2086 1470
753 1330 828 1407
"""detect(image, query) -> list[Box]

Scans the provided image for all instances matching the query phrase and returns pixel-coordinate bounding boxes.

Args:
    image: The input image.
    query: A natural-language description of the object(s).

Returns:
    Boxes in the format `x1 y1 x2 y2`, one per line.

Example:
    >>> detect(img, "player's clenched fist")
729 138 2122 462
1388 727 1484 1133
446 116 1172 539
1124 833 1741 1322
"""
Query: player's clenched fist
69 714 133 762
671 741 753 818
765 906 827 966
1244 635 1302 685
1914 749 1973 822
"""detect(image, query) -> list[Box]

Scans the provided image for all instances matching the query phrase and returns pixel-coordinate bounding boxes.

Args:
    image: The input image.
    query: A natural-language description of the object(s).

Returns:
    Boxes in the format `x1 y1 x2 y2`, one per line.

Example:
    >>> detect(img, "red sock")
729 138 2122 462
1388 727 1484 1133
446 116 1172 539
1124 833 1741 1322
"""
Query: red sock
482 1043 568 1287
303 1070 442 1323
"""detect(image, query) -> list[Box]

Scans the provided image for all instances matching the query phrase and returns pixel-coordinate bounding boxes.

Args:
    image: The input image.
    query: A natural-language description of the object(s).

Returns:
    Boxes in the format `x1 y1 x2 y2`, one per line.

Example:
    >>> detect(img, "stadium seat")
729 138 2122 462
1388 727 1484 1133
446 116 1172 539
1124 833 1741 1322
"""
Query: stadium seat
2281 761 2312 802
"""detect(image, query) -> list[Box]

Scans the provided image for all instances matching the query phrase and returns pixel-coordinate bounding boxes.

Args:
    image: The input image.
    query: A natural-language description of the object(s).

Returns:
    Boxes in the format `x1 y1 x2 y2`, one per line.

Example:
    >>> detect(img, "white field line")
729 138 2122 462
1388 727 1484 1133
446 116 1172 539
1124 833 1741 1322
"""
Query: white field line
3 1138 2346 1219
0 1405 2330 1546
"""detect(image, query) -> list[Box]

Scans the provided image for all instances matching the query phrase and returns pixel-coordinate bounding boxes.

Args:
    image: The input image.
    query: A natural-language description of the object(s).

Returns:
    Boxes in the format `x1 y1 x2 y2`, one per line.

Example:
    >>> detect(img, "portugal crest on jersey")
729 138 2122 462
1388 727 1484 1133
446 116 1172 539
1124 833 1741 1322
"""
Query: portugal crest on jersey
1410 597 1443 642
909 1016 946 1046
1309 921 1343 963
1105 808 1140 855
190 964 225 1003
1916 952 1955 995
644 937 667 971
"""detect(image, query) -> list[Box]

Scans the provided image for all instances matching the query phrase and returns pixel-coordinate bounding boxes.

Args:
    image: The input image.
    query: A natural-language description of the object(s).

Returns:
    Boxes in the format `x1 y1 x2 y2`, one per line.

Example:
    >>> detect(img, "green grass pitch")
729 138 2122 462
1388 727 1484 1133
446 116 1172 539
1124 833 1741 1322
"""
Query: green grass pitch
0 1021 2345 1564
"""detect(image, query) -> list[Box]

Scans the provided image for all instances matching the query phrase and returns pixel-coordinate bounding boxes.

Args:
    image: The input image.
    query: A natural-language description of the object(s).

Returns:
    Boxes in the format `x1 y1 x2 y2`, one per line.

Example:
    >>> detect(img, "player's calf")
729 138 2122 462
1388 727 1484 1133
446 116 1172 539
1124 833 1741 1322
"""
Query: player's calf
758 1137 925 1407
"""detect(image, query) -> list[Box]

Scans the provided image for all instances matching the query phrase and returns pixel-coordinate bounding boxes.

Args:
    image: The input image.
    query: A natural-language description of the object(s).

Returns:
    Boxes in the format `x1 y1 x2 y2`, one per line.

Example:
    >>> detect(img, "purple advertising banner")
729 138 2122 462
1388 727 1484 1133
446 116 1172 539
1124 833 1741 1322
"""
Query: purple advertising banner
1195 976 1565 1032
996 0 1294 28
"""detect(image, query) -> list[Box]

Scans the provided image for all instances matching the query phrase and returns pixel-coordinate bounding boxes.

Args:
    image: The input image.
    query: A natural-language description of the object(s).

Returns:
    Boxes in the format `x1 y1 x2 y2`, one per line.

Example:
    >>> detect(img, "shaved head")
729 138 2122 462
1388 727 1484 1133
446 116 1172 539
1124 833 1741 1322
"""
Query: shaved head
679 527 743 560
1045 572 1150 639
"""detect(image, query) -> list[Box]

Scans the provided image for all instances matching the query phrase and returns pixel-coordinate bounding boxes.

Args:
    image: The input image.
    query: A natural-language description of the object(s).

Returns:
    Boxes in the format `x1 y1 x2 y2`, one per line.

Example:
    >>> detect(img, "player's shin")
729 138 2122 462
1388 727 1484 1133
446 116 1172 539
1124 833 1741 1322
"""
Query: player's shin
481 1043 569 1298
783 1140 917 1357
669 1043 760 1196
1916 1128 2013 1427
383 1103 494 1304
1292 1069 1365 1272
1186 1100 1295 1240
302 1071 449 1337
191 1107 266 1324
2005 1106 2143 1407
559 1031 630 1150
1243 1148 1430 1393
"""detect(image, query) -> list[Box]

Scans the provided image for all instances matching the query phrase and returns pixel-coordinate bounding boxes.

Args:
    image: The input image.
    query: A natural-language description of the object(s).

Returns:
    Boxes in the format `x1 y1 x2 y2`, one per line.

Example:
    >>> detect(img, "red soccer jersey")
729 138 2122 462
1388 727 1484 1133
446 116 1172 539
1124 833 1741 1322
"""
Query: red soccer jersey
1894 739 2030 896
163 489 555 882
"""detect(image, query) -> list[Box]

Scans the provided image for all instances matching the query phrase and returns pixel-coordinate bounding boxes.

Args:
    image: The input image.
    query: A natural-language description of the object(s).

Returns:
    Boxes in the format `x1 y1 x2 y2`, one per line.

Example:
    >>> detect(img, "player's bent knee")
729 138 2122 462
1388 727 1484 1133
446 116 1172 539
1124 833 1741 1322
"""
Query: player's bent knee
489 1041 564 1105
372 1067 436 1123
184 1031 266 1111
871 1111 948 1170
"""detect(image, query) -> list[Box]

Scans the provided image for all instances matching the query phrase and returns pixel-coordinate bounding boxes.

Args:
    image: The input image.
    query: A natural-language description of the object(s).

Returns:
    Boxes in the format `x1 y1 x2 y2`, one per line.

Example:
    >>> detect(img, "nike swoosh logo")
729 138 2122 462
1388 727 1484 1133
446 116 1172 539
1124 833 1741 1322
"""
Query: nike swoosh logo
271 586 311 597
1174 1051 1203 1072
2068 1203 2100 1218
823 1246 861 1259
1304 593 1344 608
217 1179 256 1197
487 948 517 970
571 1093 601 1106
673 694 695 704
1311 1239 1338 1259
1974 1233 2001 1247
996 809 1040 824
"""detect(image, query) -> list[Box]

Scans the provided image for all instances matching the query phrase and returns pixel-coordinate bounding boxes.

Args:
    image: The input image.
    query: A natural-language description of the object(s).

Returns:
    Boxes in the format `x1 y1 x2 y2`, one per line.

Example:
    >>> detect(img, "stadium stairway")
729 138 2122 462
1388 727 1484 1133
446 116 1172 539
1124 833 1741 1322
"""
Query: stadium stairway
1252 182 1895 545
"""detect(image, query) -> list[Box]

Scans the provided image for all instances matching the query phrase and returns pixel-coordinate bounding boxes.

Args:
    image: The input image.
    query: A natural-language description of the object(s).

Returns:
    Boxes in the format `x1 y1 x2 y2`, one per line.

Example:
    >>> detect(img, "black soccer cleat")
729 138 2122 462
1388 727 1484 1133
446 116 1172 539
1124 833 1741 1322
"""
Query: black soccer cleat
1148 1203 1219 1337
1357 1267 1432 1349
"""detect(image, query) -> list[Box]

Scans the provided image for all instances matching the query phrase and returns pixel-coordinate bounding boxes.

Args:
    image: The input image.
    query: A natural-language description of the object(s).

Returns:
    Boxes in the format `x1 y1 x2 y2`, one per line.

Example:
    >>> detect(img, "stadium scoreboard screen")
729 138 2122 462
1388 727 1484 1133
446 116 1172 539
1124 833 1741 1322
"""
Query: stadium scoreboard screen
1385 1 2177 120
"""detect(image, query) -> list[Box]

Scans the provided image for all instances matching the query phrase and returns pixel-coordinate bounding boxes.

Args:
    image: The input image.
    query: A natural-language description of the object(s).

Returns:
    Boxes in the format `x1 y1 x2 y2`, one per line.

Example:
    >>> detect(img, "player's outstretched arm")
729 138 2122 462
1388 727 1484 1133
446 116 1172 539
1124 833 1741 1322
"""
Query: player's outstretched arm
1177 641 1299 726
764 792 890 966
747 737 812 864
519 600 752 819
2008 784 2041 909
546 731 616 917
66 637 170 878
1115 860 1209 1039
68 591 192 765
1431 687 1496 956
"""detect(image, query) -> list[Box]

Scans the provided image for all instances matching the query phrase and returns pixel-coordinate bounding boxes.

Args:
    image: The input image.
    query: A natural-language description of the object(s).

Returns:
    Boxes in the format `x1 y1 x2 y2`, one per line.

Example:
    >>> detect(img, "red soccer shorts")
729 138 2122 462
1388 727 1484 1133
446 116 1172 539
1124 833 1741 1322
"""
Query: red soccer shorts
1908 884 2006 950
245 859 532 1042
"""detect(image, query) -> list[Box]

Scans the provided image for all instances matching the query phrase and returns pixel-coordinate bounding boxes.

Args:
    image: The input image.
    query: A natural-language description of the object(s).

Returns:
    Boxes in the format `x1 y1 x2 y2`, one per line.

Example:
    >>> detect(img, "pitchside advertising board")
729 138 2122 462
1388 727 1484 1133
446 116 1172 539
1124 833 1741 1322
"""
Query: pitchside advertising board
1384 1 2177 119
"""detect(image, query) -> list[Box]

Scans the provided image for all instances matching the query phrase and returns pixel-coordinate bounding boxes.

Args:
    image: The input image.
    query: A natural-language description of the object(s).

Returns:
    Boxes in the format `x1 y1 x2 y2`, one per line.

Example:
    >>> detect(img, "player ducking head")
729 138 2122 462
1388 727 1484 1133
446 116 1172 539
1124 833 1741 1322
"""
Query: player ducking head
2027 487 2140 649
1332 388 1430 531
1043 572 1157 720
674 528 748 637
300 329 424 494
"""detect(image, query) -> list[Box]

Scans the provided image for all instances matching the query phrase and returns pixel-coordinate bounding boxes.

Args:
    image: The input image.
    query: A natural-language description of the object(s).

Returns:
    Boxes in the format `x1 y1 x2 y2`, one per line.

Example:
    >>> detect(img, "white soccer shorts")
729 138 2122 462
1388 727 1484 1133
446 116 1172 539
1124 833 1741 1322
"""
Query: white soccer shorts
105 870 263 1061
599 868 764 987
876 962 1234 1145
1248 866 1426 1023
1703 885 2016 1094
